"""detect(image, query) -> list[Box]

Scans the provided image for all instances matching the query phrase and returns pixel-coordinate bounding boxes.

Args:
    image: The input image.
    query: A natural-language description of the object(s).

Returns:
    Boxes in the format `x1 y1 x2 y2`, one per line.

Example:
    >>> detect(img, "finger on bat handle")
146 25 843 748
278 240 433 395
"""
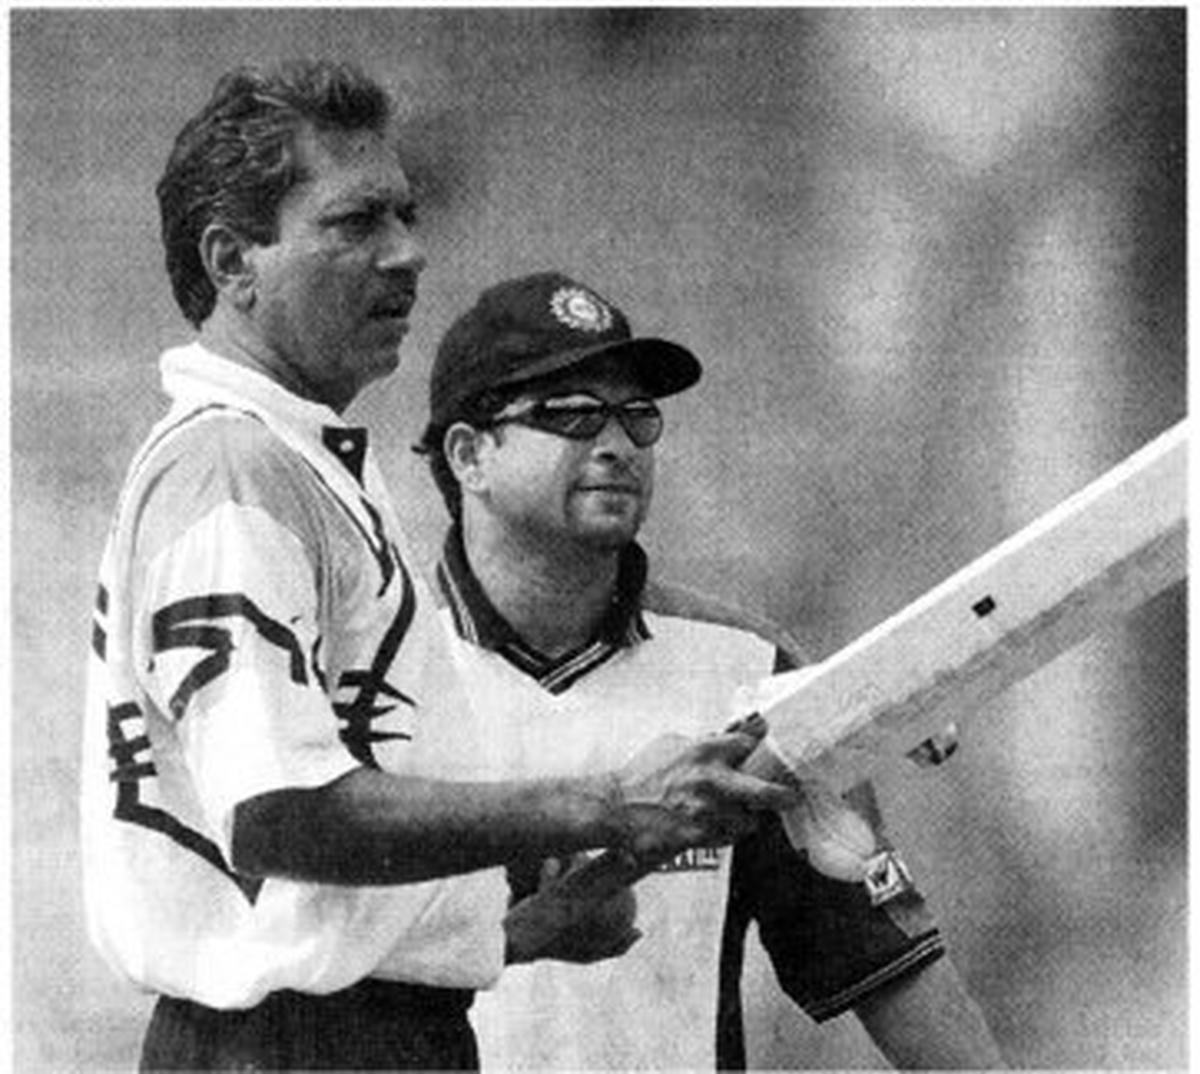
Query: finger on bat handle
719 712 803 786
723 711 768 737
737 731 802 787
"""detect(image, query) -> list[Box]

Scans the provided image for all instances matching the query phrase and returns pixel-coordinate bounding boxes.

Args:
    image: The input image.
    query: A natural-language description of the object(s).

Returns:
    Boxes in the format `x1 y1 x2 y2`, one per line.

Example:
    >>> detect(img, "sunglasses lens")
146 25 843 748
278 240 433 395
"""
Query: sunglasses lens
619 409 663 447
535 406 608 439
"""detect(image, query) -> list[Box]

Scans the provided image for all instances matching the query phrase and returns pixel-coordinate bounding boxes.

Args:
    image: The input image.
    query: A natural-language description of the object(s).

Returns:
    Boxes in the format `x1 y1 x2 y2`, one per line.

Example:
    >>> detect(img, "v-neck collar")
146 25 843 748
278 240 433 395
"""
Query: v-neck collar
436 524 651 694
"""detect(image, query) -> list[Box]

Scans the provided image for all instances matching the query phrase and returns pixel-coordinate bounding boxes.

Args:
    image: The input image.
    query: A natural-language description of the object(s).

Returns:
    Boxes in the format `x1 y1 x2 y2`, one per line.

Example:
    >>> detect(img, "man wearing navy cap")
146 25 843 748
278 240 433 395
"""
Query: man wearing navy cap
418 271 1006 1069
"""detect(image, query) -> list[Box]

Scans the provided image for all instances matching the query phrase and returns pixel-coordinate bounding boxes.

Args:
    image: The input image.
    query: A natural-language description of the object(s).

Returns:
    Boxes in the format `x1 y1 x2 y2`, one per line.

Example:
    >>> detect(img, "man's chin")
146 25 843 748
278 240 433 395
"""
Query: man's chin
375 339 405 370
574 516 642 551
355 345 403 390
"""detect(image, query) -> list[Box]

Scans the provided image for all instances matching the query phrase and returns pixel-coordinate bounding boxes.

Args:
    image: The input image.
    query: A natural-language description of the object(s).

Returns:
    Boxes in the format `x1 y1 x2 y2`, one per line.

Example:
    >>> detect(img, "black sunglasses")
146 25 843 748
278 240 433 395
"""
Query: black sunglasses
487 393 664 448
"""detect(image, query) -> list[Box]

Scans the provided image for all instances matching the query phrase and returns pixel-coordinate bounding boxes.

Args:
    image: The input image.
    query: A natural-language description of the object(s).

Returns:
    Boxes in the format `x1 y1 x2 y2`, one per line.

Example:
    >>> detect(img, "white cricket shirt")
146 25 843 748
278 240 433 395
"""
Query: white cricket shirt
435 529 946 1070
436 533 772 1069
81 344 509 1008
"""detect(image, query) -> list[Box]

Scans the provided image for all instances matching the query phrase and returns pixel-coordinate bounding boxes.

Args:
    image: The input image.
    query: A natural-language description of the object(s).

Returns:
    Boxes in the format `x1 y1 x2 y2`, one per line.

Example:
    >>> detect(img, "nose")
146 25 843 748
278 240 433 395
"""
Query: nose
378 215 426 275
591 413 641 457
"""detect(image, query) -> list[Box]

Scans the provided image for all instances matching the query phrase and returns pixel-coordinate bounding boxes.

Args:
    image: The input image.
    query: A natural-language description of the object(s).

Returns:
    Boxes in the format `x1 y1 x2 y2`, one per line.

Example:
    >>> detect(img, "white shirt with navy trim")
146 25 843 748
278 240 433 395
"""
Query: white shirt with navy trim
435 531 773 1069
436 530 945 1070
81 344 509 1007
457 608 774 1070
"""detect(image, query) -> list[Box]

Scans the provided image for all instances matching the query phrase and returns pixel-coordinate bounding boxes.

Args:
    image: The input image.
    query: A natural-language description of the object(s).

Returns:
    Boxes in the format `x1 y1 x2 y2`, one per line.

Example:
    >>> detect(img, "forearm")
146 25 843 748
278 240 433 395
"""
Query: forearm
854 957 1007 1070
232 765 624 885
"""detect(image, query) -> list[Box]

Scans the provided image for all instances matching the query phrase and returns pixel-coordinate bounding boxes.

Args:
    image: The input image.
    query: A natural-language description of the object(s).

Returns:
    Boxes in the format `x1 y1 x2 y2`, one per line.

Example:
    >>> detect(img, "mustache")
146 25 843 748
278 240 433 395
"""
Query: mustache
369 278 419 316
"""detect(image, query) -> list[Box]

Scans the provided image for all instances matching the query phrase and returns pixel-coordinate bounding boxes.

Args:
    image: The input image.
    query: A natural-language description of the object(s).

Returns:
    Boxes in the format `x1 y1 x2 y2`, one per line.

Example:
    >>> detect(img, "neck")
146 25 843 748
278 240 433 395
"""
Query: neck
200 307 349 413
461 515 623 658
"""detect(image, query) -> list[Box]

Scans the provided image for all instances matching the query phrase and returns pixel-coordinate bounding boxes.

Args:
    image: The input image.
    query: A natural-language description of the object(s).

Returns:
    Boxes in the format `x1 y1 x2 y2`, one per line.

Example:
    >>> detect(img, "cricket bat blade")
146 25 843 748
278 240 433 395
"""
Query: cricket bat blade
756 419 1188 793
543 422 1187 901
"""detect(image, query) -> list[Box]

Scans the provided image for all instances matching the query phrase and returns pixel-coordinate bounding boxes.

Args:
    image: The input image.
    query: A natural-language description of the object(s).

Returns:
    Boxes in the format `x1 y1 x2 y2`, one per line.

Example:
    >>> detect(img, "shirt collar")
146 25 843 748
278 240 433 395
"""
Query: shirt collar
160 342 368 484
436 523 651 692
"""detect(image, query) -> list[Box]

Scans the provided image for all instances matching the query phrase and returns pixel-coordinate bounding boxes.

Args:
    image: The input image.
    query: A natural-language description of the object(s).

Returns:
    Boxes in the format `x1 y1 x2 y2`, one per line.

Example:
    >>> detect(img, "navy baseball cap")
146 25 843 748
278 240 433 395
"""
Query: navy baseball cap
420 272 702 448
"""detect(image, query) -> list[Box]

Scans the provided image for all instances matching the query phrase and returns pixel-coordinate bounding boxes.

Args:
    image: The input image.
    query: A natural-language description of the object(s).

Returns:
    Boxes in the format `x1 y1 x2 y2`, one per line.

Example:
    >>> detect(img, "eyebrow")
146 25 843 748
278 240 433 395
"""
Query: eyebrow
316 190 419 230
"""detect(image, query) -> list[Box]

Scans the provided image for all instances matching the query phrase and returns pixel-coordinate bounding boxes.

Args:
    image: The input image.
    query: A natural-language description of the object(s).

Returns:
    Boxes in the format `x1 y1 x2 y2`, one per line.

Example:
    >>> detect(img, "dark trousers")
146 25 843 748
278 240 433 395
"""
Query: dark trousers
139 978 478 1071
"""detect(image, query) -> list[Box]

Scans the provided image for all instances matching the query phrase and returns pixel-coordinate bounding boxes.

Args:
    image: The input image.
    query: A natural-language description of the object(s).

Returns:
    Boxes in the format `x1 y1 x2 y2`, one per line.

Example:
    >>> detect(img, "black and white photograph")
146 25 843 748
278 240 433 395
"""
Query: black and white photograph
9 7 1187 1071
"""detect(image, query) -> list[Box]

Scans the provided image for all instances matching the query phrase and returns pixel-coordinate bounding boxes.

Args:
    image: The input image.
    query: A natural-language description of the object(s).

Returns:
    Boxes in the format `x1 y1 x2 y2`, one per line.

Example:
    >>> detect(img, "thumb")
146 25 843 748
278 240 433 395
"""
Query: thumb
693 729 763 766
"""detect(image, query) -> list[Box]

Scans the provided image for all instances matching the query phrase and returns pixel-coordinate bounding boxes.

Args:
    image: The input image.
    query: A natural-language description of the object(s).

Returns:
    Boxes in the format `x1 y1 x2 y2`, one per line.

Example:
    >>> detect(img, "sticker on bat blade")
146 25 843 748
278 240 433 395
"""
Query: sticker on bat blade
972 595 997 618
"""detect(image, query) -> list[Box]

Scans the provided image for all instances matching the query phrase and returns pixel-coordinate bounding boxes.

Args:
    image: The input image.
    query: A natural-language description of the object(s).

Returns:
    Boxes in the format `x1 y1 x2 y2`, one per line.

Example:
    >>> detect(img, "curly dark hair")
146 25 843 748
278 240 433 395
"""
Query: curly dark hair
157 59 394 327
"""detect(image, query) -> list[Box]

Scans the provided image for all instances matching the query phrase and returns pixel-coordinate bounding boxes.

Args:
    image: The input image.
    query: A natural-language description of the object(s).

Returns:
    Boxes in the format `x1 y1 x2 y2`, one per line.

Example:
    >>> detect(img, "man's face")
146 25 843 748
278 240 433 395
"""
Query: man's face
473 364 658 553
247 123 424 411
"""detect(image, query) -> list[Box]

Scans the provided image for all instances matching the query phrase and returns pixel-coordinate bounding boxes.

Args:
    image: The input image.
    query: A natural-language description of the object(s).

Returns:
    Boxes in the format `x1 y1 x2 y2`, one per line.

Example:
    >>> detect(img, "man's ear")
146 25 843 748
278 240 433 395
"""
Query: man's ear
444 422 490 495
199 223 258 312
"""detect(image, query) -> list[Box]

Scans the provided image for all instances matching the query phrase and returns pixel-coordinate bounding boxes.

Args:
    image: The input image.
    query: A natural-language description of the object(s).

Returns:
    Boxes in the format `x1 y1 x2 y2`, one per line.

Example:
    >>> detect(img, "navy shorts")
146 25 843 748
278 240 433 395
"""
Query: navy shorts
139 978 478 1071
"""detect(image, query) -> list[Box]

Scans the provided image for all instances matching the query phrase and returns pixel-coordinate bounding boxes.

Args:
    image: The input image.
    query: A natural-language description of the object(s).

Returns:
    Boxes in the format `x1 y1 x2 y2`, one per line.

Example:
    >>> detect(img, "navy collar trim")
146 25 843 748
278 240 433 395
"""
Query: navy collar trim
436 525 651 693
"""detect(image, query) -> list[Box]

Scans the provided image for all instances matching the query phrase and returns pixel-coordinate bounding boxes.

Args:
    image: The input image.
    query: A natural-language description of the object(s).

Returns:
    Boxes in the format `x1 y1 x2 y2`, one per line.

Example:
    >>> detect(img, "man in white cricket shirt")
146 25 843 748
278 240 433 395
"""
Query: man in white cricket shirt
416 271 1006 1069
81 63 797 1071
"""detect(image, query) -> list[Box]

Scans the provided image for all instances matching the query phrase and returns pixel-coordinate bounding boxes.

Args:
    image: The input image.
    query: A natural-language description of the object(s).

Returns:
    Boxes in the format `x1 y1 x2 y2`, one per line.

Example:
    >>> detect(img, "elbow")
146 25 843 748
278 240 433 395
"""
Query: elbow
231 792 295 878
231 787 343 880
227 771 456 886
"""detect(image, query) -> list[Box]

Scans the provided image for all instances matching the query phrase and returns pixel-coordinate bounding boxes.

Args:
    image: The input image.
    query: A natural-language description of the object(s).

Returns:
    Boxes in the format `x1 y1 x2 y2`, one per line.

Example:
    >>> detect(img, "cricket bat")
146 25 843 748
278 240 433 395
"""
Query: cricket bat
551 420 1188 900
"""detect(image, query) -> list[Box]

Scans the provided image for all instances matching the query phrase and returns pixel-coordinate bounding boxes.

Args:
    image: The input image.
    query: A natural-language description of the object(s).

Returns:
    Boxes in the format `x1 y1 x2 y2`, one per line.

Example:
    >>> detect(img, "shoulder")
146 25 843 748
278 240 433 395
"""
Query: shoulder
148 407 299 484
127 408 324 559
641 579 811 668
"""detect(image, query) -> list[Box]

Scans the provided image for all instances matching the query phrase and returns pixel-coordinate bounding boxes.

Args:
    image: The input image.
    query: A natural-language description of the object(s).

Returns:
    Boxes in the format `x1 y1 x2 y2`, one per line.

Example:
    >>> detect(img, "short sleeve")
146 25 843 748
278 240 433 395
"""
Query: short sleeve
131 428 360 849
736 811 945 1022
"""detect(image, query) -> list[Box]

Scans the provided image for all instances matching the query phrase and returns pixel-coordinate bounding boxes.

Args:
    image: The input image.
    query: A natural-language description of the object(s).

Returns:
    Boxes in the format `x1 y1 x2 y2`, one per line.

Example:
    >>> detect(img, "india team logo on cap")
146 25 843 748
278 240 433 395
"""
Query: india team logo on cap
549 286 613 334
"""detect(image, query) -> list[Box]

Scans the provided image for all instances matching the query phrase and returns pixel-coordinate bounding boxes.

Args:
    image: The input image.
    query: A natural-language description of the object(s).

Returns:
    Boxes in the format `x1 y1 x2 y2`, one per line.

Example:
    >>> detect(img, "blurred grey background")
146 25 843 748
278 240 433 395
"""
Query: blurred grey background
10 8 1186 1071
